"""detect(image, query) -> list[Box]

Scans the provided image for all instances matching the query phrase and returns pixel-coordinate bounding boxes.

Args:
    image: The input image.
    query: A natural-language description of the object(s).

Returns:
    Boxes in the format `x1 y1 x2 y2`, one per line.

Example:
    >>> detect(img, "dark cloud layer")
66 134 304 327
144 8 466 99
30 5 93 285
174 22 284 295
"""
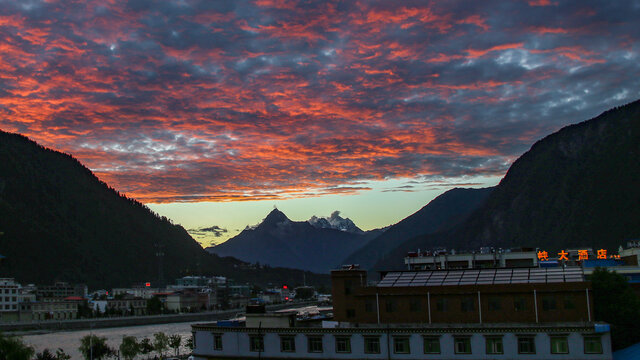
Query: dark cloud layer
1 0 639 202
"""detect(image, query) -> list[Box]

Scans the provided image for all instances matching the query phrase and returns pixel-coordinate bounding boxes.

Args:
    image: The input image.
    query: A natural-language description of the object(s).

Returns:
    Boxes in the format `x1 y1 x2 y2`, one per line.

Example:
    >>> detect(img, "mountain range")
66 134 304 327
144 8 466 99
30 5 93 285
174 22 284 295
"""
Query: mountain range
207 209 383 273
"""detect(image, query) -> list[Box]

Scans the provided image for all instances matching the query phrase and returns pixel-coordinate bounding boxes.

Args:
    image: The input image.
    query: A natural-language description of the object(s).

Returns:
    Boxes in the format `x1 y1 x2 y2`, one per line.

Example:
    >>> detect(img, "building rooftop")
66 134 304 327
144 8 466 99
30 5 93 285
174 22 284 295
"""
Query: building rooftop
377 267 585 287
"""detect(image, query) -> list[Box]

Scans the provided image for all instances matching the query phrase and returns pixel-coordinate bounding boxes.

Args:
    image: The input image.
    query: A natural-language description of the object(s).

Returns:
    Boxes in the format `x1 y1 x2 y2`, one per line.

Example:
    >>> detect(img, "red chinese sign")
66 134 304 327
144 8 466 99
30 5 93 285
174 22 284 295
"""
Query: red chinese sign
537 249 613 261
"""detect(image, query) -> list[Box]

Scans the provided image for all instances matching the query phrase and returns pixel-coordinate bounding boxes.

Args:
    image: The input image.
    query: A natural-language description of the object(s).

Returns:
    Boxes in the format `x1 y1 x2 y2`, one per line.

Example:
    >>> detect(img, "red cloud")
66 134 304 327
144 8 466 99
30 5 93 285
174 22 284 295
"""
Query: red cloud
0 0 634 203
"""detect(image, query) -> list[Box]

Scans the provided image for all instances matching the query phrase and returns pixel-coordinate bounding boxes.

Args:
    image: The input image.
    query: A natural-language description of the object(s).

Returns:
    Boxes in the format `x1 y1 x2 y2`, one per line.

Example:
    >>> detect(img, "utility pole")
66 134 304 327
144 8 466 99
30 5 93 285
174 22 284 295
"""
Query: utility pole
155 243 165 289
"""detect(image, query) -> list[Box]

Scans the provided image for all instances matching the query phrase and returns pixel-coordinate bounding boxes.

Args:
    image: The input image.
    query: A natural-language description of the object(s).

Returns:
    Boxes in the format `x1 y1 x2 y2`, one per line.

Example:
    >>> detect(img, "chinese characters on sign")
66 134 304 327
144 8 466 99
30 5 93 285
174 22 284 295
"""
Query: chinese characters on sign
597 249 607 259
536 249 615 261
558 250 569 261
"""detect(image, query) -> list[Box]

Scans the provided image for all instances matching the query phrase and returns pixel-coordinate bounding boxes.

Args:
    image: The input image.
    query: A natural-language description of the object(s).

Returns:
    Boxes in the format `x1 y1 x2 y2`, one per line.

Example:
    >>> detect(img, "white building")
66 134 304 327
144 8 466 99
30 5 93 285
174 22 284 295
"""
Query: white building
404 249 539 270
192 322 612 360
0 278 20 321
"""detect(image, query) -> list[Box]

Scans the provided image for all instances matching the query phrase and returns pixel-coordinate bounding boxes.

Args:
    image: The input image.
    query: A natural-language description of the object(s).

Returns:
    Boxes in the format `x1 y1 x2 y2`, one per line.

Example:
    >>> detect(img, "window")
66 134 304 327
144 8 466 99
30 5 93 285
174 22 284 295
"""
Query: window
423 336 440 354
385 300 397 313
213 334 222 350
461 297 475 312
488 297 501 311
486 336 503 354
346 309 355 318
514 297 526 311
436 298 448 312
364 337 380 354
249 335 264 352
308 336 323 353
454 337 471 354
393 337 410 354
542 296 556 311
550 336 569 354
517 336 536 354
365 300 374 313
280 336 295 352
344 280 352 295
563 296 575 310
584 336 603 354
410 298 421 312
335 336 351 353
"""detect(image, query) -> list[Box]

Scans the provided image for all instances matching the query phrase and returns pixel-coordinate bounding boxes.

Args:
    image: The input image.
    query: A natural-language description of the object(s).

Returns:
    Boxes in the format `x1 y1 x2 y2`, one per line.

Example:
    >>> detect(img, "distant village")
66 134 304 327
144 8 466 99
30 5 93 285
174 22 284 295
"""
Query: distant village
0 273 327 323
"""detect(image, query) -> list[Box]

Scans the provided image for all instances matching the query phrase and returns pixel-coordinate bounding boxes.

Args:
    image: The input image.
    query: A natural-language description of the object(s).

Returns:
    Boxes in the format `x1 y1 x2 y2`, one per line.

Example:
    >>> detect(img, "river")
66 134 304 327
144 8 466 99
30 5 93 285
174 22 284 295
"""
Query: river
21 321 197 359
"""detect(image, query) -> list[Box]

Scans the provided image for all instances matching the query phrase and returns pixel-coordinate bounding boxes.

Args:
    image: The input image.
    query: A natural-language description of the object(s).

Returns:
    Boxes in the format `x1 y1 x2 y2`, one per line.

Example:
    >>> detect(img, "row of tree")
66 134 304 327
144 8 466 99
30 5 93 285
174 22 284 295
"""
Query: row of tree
80 332 191 360
0 331 192 360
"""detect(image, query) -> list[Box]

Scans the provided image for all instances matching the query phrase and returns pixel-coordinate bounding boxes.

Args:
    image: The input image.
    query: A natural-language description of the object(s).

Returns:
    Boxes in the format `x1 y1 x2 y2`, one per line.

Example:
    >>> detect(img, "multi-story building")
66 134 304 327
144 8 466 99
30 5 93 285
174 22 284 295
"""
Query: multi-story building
0 278 20 322
112 287 160 299
175 276 211 288
92 297 147 316
19 300 79 321
192 264 612 359
36 282 87 300
404 248 539 270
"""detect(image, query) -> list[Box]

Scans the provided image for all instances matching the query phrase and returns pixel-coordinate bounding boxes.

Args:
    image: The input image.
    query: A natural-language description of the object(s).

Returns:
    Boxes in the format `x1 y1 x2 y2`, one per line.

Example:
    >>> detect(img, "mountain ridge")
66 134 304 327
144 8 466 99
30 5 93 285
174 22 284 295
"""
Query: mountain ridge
373 99 640 270
208 208 378 273
0 131 330 288
341 187 494 270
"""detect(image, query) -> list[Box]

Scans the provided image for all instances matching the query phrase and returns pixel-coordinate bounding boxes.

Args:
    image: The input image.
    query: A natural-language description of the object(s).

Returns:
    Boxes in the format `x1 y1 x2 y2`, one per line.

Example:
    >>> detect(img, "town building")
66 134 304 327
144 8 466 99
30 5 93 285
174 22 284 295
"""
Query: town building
192 264 613 359
112 286 160 299
36 282 87 300
175 276 211 288
20 300 79 321
404 248 539 270
0 278 20 321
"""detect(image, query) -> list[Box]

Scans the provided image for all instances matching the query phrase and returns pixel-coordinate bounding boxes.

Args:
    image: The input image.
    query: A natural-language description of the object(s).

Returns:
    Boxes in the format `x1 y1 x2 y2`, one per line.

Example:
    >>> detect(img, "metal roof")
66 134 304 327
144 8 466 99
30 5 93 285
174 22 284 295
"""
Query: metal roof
377 267 584 287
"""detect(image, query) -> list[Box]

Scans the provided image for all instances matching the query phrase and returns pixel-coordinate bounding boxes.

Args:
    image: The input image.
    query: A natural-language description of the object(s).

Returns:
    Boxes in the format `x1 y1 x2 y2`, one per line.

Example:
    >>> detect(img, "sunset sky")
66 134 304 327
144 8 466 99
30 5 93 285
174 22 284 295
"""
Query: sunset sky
1 0 639 246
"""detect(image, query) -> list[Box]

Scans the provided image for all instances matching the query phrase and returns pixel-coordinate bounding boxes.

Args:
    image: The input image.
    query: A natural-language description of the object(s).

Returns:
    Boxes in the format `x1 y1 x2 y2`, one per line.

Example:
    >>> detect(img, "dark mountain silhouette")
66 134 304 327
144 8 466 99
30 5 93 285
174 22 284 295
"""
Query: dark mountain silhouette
374 99 640 270
0 131 329 288
208 209 377 273
341 187 494 270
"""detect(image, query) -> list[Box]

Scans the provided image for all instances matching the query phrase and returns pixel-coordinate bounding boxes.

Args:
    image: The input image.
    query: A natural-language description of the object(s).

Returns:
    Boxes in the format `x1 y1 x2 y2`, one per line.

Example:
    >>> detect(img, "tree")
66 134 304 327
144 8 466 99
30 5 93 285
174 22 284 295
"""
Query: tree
590 267 640 350
36 348 70 360
146 296 164 315
55 348 71 360
78 334 115 360
185 336 194 351
139 338 153 358
35 349 56 360
119 336 139 360
77 302 94 318
168 334 182 356
153 332 169 359
0 333 35 360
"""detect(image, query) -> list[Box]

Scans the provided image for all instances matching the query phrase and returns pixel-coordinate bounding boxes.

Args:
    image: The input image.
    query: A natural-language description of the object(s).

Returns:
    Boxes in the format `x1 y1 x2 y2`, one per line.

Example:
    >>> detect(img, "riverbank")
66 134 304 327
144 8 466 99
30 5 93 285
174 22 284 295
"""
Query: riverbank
3 301 317 335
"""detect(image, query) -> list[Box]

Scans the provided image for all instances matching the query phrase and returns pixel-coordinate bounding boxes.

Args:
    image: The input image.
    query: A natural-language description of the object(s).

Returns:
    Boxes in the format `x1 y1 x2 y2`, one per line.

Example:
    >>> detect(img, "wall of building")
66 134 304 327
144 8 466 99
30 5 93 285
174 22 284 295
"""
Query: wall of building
332 271 593 325
193 325 612 360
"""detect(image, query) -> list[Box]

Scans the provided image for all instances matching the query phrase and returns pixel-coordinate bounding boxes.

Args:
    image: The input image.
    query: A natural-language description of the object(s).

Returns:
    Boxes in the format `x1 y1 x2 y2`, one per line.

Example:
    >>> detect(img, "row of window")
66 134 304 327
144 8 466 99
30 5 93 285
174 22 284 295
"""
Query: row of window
361 295 577 315
212 334 603 355
0 289 17 294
